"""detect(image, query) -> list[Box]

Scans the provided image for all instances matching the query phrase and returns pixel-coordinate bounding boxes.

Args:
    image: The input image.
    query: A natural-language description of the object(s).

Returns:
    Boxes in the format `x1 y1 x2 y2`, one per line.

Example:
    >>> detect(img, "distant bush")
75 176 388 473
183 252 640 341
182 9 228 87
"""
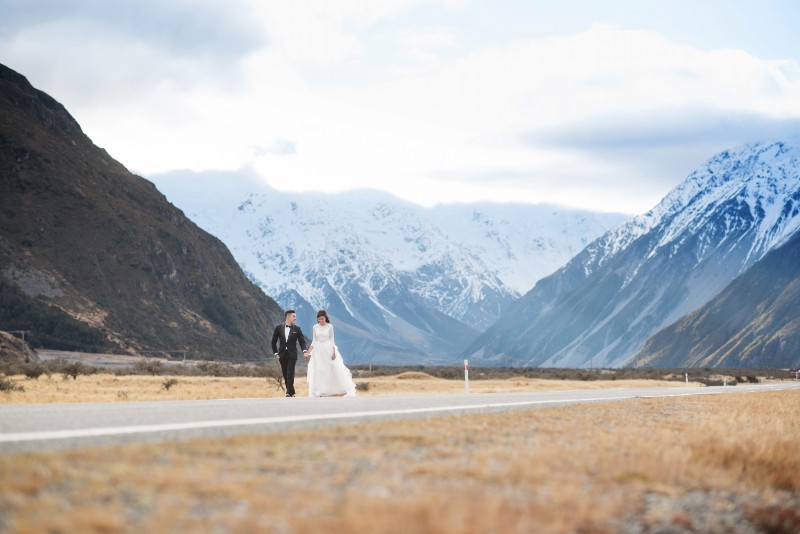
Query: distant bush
40 358 98 380
395 372 435 380
162 378 178 390
0 376 24 392
61 361 87 380
22 362 45 380
32 356 793 385
0 360 23 376
258 363 284 391
696 378 735 387
347 365 795 382
197 360 238 376
109 359 281 379
435 368 463 380
135 358 165 376
356 382 370 392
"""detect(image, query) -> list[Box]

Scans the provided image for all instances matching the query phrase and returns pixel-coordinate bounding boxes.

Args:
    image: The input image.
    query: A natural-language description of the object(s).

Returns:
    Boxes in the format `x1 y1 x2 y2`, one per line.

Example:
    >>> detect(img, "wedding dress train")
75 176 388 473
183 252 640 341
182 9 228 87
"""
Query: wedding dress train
307 323 356 397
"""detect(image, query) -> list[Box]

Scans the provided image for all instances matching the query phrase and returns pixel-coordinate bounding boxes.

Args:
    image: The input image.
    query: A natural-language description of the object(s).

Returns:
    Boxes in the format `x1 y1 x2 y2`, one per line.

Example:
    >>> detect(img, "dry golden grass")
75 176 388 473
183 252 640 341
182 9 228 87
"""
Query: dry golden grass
358 374 700 397
0 373 698 404
1 389 798 533
0 374 282 404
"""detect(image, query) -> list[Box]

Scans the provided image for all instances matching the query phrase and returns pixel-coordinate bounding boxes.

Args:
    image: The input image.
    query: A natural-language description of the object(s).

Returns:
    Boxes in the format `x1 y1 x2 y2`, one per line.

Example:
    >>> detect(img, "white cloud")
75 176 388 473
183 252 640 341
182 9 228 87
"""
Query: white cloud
3 5 800 214
398 27 458 50
246 0 454 65
254 139 297 156
0 0 263 101
237 25 800 212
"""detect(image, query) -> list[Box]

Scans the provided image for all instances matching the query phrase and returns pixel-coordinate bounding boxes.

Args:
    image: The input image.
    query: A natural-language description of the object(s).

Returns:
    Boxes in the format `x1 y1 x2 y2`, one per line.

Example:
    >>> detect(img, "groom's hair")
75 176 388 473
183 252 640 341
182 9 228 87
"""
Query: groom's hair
284 310 296 318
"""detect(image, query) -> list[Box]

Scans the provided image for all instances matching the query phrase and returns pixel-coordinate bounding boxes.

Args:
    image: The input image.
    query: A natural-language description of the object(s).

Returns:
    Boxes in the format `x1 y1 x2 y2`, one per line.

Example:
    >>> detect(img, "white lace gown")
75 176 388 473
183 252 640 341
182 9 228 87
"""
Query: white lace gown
307 323 356 397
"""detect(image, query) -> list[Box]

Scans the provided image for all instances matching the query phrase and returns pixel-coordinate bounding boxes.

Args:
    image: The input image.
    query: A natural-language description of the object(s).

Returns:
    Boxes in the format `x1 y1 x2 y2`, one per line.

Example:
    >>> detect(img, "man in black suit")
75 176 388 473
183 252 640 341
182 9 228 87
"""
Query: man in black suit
271 309 308 397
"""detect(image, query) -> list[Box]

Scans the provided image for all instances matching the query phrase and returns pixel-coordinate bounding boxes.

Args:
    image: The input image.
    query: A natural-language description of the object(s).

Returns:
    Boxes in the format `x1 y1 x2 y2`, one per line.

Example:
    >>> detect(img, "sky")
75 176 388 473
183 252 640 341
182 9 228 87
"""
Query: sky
2 0 800 214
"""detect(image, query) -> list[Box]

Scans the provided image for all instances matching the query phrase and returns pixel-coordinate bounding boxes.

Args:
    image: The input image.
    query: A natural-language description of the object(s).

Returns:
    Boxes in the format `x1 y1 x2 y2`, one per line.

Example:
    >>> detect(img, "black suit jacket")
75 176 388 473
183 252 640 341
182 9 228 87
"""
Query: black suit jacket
271 323 308 360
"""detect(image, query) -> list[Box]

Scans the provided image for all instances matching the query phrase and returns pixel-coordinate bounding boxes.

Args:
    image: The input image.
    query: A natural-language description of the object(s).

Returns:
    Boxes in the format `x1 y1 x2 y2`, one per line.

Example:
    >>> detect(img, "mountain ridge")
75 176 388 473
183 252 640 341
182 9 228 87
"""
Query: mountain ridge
466 138 800 367
0 62 283 359
152 169 626 363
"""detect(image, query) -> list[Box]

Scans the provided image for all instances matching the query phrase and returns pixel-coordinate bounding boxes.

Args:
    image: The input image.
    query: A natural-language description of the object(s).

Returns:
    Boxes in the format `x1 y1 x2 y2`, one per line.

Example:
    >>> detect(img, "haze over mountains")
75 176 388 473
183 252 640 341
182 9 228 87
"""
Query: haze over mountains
467 139 800 368
0 63 282 360
152 170 624 363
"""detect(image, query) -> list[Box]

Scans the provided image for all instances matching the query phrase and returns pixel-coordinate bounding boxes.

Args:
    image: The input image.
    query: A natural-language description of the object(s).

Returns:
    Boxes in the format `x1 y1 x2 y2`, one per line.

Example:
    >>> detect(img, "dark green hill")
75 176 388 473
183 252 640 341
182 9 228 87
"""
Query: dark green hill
631 231 800 369
0 63 282 360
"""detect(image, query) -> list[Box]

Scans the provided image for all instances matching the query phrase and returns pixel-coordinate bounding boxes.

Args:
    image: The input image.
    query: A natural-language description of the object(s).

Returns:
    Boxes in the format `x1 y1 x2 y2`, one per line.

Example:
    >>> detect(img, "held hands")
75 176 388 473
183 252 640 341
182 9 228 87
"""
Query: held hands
299 348 334 360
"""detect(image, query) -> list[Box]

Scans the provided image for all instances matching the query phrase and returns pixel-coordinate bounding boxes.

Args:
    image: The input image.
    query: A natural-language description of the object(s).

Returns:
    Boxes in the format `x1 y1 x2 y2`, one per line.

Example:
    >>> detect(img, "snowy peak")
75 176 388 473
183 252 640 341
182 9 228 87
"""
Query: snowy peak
231 191 520 325
576 139 800 277
648 140 800 261
227 190 620 329
466 137 800 368
151 171 625 363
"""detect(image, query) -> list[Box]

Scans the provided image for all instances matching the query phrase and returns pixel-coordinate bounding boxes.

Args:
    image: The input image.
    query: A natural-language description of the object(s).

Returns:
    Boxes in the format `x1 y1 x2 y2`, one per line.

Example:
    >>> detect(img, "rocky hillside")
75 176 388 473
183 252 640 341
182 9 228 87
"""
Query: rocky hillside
630 231 800 368
0 331 34 363
0 63 282 360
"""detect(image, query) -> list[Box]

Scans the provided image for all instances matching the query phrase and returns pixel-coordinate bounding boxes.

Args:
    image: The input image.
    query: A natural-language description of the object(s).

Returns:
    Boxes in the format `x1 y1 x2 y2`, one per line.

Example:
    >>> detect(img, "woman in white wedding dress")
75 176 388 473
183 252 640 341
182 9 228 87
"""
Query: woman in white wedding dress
306 310 356 397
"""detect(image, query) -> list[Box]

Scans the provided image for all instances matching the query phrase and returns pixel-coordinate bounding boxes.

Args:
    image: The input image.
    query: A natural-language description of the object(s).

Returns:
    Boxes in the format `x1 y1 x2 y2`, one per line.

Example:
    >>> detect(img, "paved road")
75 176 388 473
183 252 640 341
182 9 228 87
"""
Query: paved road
1 382 797 453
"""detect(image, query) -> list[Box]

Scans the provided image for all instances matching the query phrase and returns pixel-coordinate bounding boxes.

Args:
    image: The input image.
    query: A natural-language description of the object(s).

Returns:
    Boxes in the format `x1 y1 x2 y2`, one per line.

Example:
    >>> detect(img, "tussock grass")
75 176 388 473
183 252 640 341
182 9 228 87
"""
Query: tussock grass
0 389 797 533
0 374 280 404
0 373 697 404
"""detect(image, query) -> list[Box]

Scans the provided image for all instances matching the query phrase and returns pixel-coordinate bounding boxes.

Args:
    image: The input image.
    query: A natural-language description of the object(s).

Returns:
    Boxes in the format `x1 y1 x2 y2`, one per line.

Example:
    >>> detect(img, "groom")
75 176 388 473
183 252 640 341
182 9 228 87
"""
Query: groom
271 310 308 397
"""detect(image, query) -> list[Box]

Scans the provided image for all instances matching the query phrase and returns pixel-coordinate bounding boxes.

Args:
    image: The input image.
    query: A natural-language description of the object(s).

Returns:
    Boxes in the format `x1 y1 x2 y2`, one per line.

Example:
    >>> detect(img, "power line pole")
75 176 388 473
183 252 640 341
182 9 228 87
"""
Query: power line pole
9 330 31 361
9 330 30 345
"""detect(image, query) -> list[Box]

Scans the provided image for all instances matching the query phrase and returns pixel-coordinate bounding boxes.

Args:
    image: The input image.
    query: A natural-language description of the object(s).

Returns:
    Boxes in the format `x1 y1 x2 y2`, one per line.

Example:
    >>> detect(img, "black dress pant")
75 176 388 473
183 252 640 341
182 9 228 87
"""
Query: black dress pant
279 356 297 396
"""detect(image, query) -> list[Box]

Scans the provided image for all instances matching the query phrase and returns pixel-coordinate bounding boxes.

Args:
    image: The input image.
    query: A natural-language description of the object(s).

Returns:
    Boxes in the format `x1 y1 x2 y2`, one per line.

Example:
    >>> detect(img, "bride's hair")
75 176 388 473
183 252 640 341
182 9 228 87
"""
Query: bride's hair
316 309 331 323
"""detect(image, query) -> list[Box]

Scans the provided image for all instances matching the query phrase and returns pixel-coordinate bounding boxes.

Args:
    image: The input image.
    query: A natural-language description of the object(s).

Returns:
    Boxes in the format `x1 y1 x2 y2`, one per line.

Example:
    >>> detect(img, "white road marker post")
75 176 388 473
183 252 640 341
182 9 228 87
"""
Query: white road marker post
464 360 470 395
685 373 688 384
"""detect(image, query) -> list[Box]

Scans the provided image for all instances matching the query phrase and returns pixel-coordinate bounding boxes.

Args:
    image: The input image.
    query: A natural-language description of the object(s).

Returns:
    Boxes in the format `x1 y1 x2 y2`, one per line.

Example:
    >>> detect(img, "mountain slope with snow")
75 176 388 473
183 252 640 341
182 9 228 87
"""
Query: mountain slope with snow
466 138 800 367
151 171 624 363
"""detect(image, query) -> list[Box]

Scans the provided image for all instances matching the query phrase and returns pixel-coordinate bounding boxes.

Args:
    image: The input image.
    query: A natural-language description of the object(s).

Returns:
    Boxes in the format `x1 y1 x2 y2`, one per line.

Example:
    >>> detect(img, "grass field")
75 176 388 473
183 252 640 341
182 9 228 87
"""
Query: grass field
1 387 798 533
0 372 705 404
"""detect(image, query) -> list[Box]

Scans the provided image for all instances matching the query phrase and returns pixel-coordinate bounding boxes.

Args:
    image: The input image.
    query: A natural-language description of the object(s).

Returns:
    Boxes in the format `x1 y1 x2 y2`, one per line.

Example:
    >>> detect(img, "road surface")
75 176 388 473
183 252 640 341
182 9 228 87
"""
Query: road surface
1 382 797 453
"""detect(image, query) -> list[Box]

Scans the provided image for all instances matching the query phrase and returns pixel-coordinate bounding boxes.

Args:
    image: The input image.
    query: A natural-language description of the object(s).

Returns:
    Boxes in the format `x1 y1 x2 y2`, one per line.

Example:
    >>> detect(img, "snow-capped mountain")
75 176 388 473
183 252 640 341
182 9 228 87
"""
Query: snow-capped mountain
466 138 800 367
151 171 624 363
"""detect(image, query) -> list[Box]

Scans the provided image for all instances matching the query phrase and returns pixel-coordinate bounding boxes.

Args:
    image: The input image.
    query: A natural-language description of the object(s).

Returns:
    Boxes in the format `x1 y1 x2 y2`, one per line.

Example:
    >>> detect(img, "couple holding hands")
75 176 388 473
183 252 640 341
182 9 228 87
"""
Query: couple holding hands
271 309 356 398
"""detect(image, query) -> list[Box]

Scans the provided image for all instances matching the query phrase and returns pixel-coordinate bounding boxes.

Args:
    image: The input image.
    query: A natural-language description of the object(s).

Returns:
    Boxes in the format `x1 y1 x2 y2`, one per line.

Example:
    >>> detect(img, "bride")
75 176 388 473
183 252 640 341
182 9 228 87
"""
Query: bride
306 310 356 397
